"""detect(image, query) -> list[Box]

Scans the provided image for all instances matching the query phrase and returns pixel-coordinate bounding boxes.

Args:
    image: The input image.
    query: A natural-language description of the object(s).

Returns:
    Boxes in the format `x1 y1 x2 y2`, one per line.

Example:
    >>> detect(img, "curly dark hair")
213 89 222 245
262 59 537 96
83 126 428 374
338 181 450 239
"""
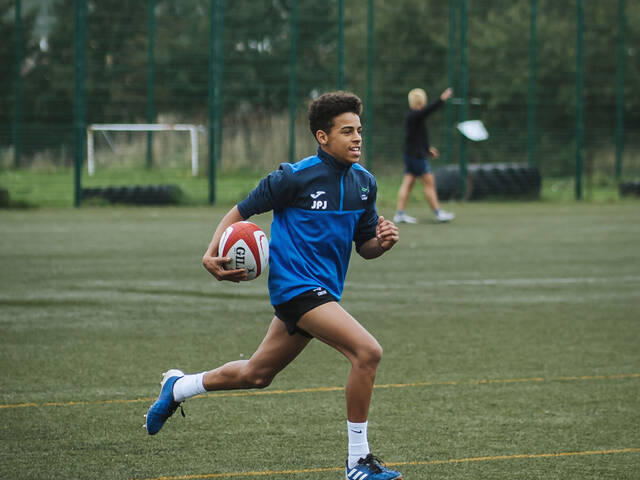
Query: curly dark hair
308 91 363 138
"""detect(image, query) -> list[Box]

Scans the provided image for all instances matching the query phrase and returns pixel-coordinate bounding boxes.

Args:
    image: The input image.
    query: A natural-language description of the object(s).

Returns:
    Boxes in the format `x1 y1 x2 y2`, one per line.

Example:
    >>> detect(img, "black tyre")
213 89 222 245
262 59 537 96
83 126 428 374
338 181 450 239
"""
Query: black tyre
81 185 183 205
435 163 541 200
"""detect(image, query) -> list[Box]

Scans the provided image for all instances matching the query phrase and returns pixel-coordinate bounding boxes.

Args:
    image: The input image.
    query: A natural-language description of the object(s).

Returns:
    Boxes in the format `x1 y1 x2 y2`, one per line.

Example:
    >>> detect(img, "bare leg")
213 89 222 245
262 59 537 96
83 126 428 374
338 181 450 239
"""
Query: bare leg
396 174 417 212
202 317 311 391
421 172 440 212
298 302 382 422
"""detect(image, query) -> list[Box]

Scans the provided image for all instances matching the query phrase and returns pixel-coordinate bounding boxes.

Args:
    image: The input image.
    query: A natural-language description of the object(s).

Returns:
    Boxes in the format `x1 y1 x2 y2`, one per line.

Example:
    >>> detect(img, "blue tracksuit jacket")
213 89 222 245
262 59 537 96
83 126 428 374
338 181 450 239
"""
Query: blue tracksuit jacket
237 147 379 306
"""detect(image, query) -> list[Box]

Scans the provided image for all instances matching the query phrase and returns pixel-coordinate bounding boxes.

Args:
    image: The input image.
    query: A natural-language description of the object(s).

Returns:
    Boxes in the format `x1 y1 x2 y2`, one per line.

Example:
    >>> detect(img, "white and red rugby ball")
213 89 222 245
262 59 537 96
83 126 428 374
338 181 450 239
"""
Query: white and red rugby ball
218 221 269 281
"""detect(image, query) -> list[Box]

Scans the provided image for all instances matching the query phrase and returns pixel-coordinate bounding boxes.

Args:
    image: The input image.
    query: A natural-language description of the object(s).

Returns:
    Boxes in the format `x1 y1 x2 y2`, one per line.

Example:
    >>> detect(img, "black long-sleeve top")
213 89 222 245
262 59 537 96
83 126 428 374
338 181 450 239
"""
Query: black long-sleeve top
403 97 444 158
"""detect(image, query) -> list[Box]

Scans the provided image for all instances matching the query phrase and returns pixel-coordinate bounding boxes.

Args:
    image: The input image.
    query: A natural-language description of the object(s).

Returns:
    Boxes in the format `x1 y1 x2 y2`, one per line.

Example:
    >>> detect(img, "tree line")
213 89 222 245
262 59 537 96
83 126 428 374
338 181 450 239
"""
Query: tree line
2 0 638 174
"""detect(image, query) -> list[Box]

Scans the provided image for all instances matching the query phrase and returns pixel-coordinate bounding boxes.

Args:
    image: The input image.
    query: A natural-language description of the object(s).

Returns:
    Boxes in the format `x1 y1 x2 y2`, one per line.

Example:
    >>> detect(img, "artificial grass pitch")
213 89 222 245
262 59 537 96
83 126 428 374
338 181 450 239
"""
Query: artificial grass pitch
1 203 639 479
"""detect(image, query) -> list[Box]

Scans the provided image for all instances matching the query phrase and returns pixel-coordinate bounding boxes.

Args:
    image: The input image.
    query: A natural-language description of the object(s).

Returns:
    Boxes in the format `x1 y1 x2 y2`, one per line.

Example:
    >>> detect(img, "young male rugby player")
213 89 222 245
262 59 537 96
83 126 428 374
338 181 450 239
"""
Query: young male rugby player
145 91 402 480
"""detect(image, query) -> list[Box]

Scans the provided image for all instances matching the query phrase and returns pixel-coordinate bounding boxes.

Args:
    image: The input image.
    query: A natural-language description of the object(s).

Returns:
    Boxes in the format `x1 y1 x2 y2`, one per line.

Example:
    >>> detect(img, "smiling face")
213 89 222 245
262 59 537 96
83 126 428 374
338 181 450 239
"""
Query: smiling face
315 112 362 165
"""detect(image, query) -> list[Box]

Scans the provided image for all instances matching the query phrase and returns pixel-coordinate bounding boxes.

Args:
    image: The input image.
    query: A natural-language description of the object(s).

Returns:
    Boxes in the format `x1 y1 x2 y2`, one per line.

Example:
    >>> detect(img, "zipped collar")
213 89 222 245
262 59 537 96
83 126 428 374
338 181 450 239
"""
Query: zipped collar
317 147 352 171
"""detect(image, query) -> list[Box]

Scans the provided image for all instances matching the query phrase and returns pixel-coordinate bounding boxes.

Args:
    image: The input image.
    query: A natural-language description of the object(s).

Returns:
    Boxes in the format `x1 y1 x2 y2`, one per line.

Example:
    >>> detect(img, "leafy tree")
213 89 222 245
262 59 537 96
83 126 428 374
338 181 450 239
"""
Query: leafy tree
3 0 638 175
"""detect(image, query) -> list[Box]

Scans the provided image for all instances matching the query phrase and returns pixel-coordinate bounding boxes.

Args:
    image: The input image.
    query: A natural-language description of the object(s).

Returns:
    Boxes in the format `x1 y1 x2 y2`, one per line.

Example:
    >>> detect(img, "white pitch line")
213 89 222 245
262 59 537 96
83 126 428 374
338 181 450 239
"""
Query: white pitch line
348 275 640 289
2 276 638 304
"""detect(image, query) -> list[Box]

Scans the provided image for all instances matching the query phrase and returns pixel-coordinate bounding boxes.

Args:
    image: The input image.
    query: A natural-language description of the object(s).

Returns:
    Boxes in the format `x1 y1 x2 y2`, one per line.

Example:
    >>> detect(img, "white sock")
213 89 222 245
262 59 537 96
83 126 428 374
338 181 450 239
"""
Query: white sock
347 420 370 469
172 372 207 403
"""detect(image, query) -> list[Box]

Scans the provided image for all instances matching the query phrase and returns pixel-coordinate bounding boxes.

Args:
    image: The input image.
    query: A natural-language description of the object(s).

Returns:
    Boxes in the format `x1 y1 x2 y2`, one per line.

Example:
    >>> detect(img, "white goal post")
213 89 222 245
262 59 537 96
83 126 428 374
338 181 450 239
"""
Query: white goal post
87 123 205 176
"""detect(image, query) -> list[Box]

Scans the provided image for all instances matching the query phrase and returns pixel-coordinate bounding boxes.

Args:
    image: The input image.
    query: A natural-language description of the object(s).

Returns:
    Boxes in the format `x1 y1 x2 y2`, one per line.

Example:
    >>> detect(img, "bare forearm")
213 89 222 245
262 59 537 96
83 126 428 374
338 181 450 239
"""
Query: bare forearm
202 205 248 282
358 237 389 259
358 215 399 259
205 205 245 257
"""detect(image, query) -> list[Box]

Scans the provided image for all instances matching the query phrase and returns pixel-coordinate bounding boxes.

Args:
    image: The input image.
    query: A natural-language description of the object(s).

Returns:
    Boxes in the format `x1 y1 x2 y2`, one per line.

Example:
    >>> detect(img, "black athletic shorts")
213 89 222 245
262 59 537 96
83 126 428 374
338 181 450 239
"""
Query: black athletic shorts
403 154 431 176
273 287 337 338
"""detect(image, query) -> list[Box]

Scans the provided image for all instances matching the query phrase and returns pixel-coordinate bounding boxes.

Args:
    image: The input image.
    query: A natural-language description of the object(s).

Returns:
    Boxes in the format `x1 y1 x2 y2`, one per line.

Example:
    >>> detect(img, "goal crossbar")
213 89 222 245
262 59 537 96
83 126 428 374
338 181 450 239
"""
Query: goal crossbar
87 123 205 176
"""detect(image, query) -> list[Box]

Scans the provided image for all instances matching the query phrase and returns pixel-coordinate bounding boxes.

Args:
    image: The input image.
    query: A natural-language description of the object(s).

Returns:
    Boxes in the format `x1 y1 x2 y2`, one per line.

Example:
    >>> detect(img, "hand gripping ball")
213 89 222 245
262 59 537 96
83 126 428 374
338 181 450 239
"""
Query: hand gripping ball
218 221 269 281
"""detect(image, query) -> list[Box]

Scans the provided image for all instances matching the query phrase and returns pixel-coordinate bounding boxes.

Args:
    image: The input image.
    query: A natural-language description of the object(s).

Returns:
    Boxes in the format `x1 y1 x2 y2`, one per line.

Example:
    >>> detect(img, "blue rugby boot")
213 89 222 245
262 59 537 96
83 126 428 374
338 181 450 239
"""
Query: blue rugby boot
145 369 185 435
346 454 403 480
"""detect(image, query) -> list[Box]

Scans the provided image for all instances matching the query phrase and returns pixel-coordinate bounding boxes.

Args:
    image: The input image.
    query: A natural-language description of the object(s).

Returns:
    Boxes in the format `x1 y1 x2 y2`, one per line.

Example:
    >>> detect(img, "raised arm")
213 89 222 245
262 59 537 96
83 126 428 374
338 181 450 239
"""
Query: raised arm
440 87 453 101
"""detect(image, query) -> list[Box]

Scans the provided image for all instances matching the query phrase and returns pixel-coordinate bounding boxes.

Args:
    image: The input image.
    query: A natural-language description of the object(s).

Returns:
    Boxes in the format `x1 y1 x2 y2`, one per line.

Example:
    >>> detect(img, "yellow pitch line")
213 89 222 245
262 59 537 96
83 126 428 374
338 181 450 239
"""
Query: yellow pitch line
133 447 640 480
390 447 640 467
2 373 639 410
0 397 158 409
135 466 339 480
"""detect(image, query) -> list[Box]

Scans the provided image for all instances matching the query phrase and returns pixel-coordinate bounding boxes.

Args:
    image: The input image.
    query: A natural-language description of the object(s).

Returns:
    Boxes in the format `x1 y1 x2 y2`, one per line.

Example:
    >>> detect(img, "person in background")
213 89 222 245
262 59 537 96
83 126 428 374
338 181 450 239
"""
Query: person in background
394 86 455 224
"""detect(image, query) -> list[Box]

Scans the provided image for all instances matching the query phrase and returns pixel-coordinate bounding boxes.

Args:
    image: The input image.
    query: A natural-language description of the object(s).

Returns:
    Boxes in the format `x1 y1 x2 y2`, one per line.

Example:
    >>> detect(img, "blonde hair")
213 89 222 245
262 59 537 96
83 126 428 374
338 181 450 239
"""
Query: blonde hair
408 88 427 108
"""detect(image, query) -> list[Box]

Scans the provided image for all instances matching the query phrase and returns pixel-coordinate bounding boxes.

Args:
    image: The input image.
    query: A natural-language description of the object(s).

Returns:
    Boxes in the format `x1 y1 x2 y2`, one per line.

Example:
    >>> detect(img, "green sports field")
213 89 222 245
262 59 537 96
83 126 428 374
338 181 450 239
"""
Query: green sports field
1 202 639 479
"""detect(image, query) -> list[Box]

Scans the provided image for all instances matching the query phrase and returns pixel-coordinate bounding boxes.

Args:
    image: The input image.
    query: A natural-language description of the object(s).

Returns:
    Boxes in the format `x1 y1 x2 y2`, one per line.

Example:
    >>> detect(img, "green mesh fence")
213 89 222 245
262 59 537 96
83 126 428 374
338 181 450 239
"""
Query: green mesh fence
1 0 639 206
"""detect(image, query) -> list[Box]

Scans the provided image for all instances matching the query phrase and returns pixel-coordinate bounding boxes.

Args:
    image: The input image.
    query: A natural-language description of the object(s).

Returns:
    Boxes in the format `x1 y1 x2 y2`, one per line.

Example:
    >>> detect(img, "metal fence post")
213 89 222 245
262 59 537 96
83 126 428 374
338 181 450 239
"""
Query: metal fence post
364 0 374 170
575 0 584 200
208 0 217 204
338 0 345 90
615 0 626 180
74 0 87 207
527 0 537 166
13 0 22 169
146 0 156 170
445 0 456 166
288 0 298 165
215 0 225 169
458 0 468 199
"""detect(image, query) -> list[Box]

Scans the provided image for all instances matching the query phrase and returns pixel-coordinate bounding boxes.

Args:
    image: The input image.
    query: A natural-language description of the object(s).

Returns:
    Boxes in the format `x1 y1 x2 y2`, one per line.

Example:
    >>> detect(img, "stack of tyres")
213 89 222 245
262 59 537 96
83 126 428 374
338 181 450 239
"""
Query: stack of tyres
0 188 9 207
619 181 640 197
434 165 462 201
81 185 183 205
434 163 541 200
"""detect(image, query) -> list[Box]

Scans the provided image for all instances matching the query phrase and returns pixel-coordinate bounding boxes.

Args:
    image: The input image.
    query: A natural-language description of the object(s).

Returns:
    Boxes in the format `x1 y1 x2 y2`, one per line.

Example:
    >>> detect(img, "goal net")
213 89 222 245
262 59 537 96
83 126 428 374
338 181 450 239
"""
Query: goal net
87 123 205 176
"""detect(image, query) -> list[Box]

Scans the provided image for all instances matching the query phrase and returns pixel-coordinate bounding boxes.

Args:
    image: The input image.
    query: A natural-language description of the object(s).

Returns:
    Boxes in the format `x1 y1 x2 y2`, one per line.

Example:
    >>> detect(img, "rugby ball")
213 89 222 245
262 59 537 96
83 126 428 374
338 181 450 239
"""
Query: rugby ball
218 221 269 281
